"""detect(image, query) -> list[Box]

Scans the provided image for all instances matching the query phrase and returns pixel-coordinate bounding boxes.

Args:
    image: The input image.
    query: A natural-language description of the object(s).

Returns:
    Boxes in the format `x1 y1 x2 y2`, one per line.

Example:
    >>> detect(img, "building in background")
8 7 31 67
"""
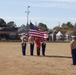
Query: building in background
0 27 18 40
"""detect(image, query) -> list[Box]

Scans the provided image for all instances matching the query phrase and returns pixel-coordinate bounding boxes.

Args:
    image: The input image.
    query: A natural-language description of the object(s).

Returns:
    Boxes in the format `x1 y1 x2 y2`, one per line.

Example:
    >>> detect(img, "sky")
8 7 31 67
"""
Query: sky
0 0 76 29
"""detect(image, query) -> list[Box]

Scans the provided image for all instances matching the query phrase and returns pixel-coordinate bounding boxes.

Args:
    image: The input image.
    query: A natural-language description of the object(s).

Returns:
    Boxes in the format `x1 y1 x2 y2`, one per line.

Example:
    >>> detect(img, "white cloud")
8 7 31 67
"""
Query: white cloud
27 0 76 9
53 0 76 2
0 0 76 9
31 0 76 2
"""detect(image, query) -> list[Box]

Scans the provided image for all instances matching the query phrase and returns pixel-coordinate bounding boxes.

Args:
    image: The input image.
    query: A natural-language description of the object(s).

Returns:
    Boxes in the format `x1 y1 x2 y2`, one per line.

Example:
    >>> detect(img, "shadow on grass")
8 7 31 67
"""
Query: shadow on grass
24 55 72 59
43 55 72 58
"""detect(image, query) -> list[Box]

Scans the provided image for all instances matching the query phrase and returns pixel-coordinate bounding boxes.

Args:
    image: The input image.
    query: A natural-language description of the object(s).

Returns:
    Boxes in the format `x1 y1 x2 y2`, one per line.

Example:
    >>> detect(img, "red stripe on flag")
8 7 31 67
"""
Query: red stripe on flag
29 29 44 38
29 29 48 38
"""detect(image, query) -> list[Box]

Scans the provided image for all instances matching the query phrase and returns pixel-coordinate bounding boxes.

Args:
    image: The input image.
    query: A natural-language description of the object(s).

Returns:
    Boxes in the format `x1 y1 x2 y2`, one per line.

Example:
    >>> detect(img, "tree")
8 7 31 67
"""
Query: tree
61 22 74 29
61 23 68 29
53 26 60 30
38 23 48 31
0 18 6 27
7 21 17 28
67 22 74 29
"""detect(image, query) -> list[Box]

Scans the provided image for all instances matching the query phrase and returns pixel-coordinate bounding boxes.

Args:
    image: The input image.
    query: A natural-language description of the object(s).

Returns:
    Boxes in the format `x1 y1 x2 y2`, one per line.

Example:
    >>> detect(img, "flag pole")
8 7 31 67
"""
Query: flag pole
25 6 30 37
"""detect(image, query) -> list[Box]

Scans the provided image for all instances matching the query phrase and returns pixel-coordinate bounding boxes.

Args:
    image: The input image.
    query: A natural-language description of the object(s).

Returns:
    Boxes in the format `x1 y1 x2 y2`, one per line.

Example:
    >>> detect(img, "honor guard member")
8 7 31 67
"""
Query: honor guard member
70 36 76 65
41 38 46 56
28 36 35 55
35 37 41 56
20 33 27 56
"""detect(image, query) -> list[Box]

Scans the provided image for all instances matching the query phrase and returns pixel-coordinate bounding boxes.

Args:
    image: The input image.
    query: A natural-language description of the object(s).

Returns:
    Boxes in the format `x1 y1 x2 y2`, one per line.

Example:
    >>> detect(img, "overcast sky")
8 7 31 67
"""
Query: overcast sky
0 0 76 29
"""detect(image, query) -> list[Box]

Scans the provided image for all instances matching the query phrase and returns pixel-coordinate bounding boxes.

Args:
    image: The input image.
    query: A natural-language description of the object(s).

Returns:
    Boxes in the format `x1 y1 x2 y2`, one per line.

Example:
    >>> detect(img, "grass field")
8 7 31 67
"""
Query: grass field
0 42 76 75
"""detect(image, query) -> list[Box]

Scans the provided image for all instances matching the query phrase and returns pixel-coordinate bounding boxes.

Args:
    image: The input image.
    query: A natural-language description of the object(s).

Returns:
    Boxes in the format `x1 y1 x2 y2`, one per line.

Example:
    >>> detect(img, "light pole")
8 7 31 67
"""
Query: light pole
25 6 30 36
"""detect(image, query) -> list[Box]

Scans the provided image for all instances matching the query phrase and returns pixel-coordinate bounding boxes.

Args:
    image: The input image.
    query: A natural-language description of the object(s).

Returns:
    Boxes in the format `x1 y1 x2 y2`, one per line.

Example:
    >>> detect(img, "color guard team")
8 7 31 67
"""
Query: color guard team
20 33 46 56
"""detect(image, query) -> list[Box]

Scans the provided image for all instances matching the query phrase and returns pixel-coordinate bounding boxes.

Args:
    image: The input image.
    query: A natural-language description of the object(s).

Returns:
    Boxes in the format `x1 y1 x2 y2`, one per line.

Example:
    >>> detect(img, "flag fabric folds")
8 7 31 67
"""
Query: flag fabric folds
29 22 48 38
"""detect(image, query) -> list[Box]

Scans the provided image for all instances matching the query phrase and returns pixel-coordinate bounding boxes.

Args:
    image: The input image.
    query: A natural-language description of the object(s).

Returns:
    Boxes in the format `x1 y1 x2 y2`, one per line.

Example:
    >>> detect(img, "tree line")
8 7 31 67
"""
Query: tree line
0 18 76 31
53 22 76 30
0 18 17 28
0 18 48 31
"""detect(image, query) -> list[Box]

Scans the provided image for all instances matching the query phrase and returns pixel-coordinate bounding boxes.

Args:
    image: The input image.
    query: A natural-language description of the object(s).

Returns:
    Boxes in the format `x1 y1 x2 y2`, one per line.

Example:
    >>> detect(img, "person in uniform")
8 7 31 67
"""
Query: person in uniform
28 36 35 55
70 36 76 65
35 37 41 56
20 33 27 56
41 38 46 56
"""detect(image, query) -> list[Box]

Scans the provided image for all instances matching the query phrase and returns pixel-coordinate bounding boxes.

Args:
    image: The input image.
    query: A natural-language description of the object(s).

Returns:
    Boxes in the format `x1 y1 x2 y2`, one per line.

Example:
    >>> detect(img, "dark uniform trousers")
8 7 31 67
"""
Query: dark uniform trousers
42 43 46 56
22 43 26 55
72 49 76 65
30 43 34 55
37 47 40 56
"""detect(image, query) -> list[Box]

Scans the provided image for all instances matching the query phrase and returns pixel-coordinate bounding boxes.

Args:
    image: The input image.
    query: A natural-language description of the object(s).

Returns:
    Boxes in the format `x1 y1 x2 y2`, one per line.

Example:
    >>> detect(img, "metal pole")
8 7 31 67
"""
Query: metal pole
25 6 30 36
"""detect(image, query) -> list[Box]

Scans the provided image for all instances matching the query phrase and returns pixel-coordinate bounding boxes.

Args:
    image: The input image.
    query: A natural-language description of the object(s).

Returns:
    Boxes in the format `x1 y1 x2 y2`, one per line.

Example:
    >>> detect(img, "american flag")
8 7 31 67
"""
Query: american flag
29 22 48 38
